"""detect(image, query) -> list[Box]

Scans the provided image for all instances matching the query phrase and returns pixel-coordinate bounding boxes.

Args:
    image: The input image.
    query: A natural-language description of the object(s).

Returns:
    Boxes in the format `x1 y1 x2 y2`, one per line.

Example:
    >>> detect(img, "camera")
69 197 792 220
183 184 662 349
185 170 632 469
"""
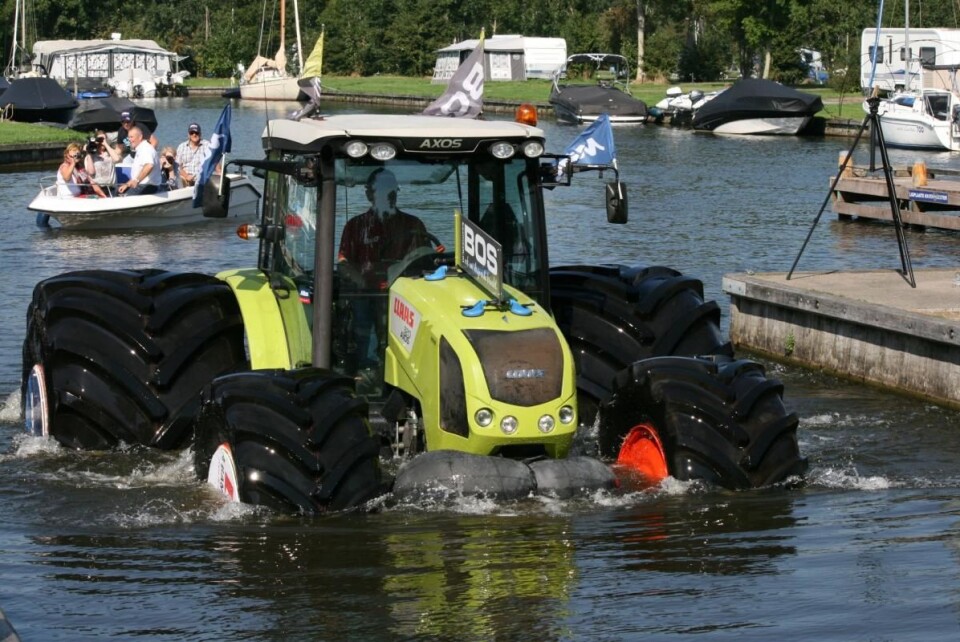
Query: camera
85 137 99 154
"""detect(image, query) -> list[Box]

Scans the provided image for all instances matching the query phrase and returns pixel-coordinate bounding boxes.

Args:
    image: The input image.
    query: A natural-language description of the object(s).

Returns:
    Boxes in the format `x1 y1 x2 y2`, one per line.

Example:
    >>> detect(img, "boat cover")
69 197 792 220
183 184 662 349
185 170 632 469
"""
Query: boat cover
68 96 157 133
550 84 647 119
0 78 76 110
692 78 822 130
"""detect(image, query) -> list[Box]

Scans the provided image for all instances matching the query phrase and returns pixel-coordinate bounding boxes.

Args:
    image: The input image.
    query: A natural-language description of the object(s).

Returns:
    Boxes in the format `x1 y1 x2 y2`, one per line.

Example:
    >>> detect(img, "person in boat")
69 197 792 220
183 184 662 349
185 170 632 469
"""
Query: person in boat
174 122 210 187
116 111 158 151
159 146 180 191
83 130 121 192
117 127 161 196
57 143 107 198
337 168 431 375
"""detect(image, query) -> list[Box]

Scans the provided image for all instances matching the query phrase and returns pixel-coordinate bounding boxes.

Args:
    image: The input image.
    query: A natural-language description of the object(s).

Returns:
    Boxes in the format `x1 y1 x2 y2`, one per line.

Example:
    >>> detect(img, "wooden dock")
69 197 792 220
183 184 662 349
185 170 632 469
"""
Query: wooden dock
832 162 960 231
723 269 960 408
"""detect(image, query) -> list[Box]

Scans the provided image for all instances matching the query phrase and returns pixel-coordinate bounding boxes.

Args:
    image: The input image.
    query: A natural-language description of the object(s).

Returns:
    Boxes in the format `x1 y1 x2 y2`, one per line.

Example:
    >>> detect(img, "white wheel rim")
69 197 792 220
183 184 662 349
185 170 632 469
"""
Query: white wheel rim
24 364 50 438
207 443 241 502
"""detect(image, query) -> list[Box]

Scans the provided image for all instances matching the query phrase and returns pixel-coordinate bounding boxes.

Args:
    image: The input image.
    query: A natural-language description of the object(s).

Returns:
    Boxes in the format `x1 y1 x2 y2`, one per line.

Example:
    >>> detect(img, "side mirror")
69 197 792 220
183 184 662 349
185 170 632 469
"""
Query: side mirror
605 181 628 224
201 174 231 218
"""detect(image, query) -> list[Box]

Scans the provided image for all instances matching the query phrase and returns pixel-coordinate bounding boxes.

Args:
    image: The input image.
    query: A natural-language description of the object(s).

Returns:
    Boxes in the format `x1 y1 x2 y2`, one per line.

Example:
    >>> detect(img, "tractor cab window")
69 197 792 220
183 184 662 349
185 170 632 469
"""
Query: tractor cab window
261 151 547 392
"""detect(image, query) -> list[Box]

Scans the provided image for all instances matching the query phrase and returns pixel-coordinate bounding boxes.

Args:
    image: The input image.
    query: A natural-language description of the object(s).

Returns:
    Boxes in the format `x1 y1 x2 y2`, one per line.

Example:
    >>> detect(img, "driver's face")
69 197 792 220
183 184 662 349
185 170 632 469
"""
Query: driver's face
367 186 398 215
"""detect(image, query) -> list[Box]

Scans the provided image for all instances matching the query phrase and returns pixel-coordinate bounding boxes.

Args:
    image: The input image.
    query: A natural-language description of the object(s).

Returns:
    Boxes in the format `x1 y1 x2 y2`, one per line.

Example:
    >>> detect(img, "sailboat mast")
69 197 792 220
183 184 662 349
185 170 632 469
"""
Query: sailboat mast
9 0 21 74
293 0 303 72
905 0 913 90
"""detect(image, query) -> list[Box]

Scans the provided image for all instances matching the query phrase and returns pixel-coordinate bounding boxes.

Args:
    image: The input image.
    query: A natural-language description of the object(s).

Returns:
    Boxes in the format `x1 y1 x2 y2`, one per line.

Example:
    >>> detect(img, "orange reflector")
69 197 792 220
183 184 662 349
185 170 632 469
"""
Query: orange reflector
236 224 261 240
616 422 668 483
515 103 538 126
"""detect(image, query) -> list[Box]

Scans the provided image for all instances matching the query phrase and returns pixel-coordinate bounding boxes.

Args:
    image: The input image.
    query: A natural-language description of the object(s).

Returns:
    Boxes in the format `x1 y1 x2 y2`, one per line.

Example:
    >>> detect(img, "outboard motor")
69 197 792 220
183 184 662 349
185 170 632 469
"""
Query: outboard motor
689 90 705 107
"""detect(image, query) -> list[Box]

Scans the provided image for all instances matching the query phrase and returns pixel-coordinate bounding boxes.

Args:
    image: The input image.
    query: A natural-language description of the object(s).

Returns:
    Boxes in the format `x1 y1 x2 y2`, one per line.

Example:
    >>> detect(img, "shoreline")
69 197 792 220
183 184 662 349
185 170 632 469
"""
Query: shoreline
0 89 866 168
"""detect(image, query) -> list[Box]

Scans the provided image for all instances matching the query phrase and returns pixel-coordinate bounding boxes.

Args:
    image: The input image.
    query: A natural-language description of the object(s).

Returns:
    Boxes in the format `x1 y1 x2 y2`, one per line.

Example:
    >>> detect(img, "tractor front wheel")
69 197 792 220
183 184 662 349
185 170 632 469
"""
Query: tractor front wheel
193 369 384 514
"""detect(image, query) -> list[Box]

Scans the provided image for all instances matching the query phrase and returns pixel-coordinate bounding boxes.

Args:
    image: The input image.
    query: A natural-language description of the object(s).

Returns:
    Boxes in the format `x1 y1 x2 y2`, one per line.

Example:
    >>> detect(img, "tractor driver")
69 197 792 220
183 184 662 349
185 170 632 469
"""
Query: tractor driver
337 168 431 376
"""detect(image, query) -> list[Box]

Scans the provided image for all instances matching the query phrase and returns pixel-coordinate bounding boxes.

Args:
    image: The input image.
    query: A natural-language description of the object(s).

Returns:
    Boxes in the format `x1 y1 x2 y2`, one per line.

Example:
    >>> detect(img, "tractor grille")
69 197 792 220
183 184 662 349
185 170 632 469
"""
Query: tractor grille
463 328 564 406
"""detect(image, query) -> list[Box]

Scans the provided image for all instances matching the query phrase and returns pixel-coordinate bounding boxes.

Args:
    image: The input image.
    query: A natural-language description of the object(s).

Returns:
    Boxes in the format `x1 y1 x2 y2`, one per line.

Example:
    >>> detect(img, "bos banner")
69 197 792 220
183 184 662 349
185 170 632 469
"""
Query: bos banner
423 34 484 118
458 213 503 300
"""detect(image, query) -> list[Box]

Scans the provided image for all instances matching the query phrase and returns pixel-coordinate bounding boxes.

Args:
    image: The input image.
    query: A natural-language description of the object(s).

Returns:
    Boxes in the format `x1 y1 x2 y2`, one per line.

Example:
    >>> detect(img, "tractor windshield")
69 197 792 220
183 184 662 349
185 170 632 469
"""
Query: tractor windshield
268 153 546 296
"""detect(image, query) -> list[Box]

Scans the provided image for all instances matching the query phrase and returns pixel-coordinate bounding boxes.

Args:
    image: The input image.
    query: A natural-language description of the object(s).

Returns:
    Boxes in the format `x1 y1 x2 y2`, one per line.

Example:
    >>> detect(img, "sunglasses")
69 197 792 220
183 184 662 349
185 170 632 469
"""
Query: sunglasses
70 153 81 160
189 131 200 136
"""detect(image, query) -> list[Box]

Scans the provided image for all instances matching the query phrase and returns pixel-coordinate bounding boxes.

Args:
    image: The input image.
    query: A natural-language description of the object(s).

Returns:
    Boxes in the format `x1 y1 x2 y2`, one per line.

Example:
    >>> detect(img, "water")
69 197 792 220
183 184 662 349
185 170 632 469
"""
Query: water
3 97 960 640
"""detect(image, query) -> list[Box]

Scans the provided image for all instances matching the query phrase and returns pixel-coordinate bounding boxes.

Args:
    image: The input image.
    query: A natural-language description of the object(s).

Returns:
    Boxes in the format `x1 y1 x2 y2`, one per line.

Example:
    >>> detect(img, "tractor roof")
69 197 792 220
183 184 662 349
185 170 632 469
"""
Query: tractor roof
261 114 545 153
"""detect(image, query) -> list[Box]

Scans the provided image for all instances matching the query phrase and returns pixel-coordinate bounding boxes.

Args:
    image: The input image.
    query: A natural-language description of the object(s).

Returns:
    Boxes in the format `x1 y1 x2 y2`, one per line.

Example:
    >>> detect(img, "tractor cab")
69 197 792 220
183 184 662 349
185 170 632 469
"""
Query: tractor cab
219 115 569 393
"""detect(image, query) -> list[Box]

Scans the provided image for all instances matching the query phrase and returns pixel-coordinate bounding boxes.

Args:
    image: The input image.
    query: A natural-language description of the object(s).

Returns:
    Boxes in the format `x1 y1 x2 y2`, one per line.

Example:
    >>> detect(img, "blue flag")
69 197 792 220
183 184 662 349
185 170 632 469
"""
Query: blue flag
564 112 617 167
192 103 233 207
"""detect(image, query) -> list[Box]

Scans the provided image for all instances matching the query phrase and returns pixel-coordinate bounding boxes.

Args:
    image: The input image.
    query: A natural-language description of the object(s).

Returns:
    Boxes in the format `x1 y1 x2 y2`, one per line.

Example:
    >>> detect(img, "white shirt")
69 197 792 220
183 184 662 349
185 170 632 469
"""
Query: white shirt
131 141 162 186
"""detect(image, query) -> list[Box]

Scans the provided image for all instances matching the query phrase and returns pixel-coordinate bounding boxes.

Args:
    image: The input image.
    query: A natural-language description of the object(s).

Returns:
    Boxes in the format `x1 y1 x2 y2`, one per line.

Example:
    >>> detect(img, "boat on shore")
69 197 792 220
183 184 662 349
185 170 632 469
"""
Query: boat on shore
549 53 647 124
28 173 261 230
691 78 822 135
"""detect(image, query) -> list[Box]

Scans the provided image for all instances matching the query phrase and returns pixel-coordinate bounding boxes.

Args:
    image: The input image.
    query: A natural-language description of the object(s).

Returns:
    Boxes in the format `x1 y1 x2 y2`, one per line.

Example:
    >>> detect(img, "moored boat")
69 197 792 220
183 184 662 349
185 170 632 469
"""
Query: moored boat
0 77 76 124
28 174 261 230
549 53 647 124
691 78 822 135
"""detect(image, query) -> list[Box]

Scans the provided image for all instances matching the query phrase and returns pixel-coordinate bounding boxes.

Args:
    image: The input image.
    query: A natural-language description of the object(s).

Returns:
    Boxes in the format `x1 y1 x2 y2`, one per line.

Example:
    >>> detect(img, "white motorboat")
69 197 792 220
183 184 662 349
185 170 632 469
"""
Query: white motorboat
653 86 719 125
28 174 261 230
874 87 960 150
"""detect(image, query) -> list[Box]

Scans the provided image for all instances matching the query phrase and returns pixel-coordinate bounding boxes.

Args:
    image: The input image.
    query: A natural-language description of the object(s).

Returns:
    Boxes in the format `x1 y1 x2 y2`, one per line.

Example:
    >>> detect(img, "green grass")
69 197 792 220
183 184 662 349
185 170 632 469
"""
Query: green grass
0 121 86 145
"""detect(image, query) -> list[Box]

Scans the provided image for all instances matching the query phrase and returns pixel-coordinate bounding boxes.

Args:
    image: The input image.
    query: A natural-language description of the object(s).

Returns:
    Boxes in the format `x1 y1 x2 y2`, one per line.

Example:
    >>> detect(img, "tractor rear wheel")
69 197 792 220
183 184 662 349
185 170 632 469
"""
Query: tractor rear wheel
598 356 808 489
549 264 731 425
193 369 384 514
21 270 247 449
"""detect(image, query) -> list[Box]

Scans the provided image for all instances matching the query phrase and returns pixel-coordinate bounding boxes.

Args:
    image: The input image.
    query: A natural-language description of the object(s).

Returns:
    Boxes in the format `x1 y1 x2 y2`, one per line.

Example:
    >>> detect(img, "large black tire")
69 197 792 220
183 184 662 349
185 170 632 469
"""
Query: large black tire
21 270 247 449
193 368 384 514
598 356 808 489
549 264 732 424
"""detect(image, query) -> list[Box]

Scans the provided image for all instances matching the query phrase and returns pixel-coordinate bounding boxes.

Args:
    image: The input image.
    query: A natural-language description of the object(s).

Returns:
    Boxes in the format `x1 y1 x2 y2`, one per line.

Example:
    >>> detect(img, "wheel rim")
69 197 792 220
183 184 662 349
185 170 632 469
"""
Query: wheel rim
207 443 241 502
24 364 50 438
616 422 668 483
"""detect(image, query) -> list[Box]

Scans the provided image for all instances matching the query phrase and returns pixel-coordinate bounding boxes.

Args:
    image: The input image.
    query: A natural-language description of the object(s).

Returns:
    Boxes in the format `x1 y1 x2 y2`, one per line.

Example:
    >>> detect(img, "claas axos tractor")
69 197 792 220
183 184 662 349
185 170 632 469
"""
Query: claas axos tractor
21 107 807 513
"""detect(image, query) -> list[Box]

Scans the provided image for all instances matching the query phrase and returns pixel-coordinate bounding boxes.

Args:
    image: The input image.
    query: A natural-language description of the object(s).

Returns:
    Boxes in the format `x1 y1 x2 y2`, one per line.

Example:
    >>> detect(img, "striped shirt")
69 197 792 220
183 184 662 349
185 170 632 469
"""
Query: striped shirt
175 139 211 181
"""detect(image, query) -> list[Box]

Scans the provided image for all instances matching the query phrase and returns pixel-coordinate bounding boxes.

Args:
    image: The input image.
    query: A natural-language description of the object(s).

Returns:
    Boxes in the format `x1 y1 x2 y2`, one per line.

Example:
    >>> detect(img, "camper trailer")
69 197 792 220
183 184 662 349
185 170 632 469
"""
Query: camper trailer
861 28 960 92
432 35 566 83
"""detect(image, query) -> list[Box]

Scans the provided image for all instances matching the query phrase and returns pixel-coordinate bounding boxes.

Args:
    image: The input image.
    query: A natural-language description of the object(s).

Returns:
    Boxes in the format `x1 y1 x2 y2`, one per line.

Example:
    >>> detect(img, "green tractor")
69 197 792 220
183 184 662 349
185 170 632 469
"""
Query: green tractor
21 109 807 513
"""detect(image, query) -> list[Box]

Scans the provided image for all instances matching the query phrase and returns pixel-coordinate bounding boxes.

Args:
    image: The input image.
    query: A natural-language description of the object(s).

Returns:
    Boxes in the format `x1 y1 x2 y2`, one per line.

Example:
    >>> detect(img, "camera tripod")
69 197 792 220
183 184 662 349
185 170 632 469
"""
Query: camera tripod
787 95 915 288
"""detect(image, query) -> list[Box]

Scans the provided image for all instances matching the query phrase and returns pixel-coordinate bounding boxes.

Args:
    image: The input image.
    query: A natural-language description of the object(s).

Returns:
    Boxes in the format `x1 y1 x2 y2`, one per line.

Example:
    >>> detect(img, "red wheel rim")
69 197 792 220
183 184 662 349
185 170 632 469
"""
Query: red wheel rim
616 422 668 483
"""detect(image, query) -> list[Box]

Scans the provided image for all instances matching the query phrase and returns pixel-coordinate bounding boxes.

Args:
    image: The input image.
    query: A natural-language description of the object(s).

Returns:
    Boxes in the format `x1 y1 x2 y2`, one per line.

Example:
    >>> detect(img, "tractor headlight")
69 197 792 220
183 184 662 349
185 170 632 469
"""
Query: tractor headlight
559 405 575 424
475 408 494 427
369 143 397 160
538 414 555 433
521 140 544 158
344 140 368 158
500 415 518 434
490 141 516 159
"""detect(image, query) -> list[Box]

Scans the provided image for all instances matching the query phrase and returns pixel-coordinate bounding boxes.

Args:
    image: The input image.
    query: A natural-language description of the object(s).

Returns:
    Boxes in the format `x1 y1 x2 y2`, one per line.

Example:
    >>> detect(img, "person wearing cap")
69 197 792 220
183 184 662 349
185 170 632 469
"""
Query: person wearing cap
115 111 158 152
337 168 431 375
175 122 210 187
117 126 162 196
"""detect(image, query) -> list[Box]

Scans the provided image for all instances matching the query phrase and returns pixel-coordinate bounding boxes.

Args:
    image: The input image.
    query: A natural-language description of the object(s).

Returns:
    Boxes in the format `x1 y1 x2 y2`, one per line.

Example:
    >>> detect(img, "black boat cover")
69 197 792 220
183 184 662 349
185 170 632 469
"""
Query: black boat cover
550 84 647 119
0 78 76 111
68 96 158 133
692 78 822 130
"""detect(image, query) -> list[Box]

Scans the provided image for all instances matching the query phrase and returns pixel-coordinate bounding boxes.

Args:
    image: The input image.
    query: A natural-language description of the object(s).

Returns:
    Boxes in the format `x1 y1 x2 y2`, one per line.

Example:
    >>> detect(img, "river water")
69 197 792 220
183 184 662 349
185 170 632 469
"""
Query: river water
3 97 960 641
